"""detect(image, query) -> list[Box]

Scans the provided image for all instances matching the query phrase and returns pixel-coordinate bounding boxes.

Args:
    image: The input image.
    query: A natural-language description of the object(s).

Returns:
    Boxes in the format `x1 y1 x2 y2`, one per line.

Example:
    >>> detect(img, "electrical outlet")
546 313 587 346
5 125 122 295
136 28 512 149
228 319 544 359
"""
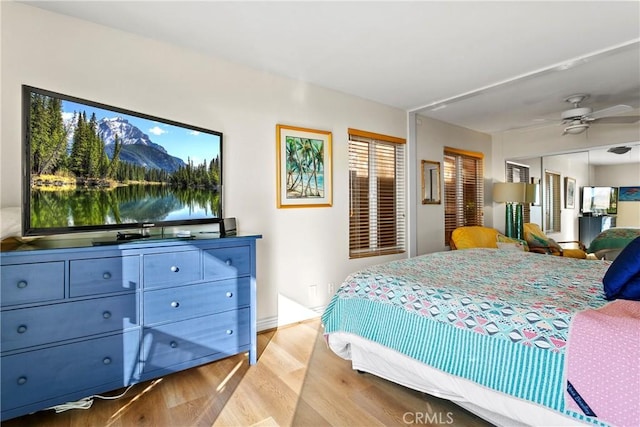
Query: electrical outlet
328 283 335 294
309 285 318 299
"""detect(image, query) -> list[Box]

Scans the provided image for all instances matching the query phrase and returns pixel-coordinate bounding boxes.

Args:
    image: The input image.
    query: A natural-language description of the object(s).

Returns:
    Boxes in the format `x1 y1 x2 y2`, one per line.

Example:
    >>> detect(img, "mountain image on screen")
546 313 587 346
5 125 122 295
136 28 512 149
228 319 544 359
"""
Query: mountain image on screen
55 110 215 187
98 117 186 173
25 88 222 234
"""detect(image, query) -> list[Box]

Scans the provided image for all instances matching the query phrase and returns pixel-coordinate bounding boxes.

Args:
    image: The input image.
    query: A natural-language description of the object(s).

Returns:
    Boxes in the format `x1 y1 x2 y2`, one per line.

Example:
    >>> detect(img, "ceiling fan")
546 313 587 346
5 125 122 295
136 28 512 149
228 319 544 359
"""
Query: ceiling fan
560 93 639 135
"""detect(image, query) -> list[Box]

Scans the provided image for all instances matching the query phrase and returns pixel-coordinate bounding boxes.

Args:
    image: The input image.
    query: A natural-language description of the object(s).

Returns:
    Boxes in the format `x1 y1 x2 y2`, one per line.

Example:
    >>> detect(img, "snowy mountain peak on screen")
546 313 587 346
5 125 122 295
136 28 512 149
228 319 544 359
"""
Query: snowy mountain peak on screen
97 117 185 173
97 117 167 154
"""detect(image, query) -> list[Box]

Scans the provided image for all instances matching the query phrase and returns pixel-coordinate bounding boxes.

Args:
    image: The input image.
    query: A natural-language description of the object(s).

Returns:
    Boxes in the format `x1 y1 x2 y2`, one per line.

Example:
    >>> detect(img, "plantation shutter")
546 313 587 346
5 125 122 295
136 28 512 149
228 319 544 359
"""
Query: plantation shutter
443 147 484 245
348 128 406 258
506 161 531 223
544 170 561 232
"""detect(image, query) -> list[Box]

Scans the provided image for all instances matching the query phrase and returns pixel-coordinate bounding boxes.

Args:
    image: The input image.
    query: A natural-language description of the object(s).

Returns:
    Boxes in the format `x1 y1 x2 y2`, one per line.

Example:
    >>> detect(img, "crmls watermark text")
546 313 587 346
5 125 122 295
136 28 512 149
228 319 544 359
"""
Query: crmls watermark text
403 411 455 425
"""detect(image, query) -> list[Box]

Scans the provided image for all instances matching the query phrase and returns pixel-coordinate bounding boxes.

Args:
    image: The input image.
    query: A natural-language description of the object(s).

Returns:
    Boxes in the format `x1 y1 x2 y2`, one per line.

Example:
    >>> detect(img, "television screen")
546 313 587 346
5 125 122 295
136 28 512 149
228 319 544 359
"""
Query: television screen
581 186 618 215
23 85 223 236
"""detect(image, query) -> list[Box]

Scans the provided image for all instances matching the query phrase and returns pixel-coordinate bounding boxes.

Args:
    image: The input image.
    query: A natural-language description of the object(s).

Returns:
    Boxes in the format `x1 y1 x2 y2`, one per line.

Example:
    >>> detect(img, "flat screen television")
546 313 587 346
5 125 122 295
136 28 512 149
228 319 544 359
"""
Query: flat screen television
22 85 223 237
581 186 618 215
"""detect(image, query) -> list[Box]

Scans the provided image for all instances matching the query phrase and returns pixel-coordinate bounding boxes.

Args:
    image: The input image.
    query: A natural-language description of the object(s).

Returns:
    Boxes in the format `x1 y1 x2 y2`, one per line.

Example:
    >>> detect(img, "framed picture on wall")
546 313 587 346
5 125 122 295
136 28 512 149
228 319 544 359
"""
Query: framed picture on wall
565 177 576 209
421 160 441 204
619 186 640 201
276 124 333 208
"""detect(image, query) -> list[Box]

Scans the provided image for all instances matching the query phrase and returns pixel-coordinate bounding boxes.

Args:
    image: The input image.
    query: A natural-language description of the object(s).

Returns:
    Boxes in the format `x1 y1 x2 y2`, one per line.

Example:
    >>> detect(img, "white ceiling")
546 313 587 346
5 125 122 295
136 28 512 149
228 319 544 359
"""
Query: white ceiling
21 1 640 137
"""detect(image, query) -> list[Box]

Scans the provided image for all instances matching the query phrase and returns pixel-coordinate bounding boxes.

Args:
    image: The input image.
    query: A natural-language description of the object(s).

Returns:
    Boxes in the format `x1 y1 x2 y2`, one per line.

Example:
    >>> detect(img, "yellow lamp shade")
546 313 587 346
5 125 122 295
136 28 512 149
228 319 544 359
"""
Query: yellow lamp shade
493 182 527 203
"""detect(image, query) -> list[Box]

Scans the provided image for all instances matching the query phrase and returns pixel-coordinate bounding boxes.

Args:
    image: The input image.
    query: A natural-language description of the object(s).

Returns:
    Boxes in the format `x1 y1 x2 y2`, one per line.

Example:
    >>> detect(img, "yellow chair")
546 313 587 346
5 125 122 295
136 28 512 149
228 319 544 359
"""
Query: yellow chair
450 226 501 250
523 223 587 259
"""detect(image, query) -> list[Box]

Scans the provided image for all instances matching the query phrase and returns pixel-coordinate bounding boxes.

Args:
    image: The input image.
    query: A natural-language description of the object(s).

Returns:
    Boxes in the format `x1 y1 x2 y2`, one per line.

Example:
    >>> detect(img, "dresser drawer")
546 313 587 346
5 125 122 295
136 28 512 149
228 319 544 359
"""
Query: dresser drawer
1 262 64 307
1 294 139 352
140 308 249 376
70 256 140 297
1 330 139 412
143 250 201 289
203 246 251 280
144 277 250 325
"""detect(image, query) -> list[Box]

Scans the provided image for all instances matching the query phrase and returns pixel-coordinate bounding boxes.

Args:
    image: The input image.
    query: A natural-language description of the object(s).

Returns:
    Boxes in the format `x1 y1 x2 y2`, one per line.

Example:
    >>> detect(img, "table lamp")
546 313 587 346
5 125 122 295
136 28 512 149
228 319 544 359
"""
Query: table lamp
493 182 527 239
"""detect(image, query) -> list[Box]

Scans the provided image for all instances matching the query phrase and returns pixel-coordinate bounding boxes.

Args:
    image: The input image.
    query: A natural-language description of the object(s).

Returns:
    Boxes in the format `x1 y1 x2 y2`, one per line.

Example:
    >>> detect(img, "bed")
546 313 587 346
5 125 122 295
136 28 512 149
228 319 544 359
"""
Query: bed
588 227 640 260
321 249 615 427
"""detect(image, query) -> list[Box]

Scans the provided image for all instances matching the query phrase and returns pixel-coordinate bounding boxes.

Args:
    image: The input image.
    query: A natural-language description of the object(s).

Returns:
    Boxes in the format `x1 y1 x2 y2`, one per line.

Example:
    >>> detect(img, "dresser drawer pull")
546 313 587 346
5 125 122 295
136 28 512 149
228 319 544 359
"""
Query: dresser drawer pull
103 272 112 280
17 376 28 386
170 265 180 273
226 329 233 335
170 301 180 308
225 259 232 266
225 291 233 298
170 341 178 348
17 325 28 334
103 357 112 365
103 311 112 319
17 280 28 289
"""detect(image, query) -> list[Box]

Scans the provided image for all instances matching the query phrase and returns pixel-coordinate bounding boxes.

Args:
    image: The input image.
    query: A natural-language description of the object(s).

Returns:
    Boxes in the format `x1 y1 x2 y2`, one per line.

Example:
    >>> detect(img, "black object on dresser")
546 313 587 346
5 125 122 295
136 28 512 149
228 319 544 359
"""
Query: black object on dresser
579 215 615 250
0 234 261 421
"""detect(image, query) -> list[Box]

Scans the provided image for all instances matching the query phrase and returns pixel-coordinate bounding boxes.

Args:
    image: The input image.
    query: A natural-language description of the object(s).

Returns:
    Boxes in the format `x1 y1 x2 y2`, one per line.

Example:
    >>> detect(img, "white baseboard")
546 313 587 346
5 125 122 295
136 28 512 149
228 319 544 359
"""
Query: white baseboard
257 316 279 332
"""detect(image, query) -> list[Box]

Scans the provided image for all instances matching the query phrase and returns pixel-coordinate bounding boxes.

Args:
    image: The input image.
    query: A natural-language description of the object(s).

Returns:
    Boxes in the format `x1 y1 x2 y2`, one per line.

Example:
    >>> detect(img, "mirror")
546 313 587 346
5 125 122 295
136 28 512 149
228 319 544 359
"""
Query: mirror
421 160 441 204
506 143 640 234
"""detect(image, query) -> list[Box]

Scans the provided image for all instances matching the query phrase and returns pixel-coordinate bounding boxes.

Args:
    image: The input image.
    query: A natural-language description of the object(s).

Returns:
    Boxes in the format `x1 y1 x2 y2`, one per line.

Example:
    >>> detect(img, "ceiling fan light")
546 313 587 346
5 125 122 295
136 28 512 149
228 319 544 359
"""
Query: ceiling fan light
563 123 589 135
607 146 632 155
561 107 592 121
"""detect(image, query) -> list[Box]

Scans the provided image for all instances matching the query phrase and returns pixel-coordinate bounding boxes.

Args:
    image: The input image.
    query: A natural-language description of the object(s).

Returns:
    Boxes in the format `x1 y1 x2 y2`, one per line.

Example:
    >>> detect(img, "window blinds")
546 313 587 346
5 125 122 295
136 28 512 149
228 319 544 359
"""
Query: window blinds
443 147 484 245
348 129 406 258
544 171 561 232
506 161 531 223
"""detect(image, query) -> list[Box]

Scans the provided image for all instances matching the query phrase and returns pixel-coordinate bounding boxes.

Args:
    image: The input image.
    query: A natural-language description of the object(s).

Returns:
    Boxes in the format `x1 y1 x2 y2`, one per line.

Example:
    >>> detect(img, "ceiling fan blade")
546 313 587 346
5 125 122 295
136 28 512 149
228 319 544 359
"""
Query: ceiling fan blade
593 115 640 124
585 104 633 120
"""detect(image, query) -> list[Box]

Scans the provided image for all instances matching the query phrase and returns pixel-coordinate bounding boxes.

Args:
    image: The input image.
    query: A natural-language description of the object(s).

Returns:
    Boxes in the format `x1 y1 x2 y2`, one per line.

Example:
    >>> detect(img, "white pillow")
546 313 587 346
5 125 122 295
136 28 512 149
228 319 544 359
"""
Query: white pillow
0 207 22 239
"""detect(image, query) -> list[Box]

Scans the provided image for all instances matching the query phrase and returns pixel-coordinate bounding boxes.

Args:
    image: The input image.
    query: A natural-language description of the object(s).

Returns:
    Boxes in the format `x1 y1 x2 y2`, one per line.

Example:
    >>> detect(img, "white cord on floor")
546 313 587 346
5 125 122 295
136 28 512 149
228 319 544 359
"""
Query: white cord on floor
47 385 134 413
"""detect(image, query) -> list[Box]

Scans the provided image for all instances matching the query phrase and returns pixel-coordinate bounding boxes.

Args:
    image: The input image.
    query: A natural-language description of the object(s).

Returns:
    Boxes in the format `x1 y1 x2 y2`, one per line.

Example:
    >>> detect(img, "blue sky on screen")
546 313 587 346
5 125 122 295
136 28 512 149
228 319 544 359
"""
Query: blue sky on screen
61 100 220 165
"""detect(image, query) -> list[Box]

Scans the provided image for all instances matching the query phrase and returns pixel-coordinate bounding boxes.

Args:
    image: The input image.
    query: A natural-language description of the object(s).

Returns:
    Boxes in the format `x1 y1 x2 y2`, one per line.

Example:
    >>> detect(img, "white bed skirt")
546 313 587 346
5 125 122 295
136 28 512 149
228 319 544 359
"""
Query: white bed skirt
326 331 589 427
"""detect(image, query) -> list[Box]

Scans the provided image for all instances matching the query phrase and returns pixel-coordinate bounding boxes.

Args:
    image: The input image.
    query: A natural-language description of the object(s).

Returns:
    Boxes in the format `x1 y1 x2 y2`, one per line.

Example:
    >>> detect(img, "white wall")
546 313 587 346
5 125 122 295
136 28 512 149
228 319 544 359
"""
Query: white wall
415 115 493 254
593 163 640 187
0 2 408 328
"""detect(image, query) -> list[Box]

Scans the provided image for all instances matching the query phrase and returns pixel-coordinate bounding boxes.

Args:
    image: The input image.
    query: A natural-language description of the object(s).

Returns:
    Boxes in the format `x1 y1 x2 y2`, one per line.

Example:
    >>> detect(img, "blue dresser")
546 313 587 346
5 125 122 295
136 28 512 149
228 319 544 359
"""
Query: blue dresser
0 235 261 421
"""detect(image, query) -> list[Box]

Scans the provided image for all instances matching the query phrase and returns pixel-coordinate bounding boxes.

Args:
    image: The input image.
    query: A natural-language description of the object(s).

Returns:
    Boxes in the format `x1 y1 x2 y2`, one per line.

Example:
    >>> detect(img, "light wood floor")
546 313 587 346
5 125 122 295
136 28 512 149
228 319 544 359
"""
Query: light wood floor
4 318 492 427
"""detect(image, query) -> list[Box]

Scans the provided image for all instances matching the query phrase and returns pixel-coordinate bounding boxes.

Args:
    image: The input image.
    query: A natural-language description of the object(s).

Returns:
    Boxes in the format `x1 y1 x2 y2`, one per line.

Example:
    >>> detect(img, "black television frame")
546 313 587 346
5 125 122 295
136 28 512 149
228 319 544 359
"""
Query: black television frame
580 186 618 215
22 85 224 237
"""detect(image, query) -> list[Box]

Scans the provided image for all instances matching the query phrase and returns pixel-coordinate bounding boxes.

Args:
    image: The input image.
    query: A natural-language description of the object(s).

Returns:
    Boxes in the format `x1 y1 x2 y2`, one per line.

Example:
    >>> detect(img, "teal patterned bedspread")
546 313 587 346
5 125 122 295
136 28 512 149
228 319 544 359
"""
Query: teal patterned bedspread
322 249 611 423
588 227 640 253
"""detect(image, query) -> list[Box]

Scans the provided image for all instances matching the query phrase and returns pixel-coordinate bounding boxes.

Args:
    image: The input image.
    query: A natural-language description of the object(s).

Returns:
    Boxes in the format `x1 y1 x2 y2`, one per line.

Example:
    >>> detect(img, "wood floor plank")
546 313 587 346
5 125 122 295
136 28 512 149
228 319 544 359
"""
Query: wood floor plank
161 367 213 408
3 318 491 427
289 396 332 427
113 380 167 427
222 363 300 426
167 396 216 427
253 336 308 377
